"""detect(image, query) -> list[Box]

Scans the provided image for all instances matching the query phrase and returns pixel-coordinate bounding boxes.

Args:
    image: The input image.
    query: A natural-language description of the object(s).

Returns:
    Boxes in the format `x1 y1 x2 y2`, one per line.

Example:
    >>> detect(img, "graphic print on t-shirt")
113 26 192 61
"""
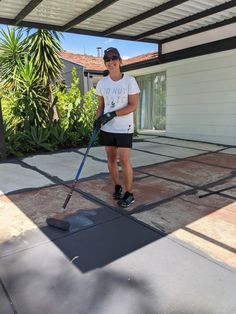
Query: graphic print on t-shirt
104 87 127 110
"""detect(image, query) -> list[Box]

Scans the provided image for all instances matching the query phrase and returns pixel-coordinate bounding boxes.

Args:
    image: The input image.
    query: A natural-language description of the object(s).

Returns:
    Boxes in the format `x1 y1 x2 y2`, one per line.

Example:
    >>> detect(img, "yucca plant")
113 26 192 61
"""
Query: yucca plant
0 27 26 89
24 126 55 152
49 121 67 147
26 29 64 121
14 56 48 129
26 29 63 85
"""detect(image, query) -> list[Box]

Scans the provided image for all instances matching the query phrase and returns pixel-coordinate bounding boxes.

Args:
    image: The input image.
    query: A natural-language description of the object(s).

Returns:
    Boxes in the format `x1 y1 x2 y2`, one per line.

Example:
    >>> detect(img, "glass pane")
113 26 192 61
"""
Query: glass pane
135 72 166 130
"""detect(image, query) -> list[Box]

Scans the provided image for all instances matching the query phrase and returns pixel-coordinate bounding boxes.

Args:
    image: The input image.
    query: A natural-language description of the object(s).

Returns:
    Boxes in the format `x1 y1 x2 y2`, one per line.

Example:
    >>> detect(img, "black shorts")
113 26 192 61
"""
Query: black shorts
99 130 133 148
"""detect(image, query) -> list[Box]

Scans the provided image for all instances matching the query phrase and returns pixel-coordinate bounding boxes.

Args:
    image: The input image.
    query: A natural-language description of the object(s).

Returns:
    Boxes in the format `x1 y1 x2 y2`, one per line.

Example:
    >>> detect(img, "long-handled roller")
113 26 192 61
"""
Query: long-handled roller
46 126 99 231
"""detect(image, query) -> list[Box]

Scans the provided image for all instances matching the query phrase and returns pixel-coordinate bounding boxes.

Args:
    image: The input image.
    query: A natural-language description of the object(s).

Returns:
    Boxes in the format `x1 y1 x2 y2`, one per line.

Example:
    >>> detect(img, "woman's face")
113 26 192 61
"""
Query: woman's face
104 53 122 71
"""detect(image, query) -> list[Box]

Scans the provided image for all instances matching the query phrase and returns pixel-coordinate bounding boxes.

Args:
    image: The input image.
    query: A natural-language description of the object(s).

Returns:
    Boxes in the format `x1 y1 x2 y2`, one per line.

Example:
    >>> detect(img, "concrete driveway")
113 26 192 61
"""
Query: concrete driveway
0 133 236 314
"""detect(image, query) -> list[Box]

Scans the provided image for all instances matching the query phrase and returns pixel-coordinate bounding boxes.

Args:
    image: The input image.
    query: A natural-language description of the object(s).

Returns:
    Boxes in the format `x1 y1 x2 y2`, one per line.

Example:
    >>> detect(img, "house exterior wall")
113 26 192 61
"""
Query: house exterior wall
60 59 85 94
127 48 236 146
166 48 236 146
60 59 103 95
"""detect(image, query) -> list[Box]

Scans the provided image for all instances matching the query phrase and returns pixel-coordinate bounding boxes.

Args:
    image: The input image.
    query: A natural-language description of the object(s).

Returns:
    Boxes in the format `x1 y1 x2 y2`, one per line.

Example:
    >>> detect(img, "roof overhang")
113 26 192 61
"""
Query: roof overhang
0 0 236 65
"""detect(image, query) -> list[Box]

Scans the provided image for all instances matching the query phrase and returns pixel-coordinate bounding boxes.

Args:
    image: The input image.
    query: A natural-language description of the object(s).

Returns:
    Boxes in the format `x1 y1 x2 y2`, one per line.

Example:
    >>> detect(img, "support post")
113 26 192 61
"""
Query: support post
0 98 7 160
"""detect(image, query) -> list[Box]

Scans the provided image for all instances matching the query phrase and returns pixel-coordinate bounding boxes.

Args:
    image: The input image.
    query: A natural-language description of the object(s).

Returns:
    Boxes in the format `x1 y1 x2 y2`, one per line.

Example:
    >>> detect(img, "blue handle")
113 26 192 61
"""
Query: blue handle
62 127 99 209
74 127 99 183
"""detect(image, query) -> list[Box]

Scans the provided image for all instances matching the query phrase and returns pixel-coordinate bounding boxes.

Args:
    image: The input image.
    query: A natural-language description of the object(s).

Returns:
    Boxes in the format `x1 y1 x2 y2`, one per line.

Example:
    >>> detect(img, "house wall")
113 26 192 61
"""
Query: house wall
84 73 103 92
127 48 236 146
60 59 103 95
60 59 85 94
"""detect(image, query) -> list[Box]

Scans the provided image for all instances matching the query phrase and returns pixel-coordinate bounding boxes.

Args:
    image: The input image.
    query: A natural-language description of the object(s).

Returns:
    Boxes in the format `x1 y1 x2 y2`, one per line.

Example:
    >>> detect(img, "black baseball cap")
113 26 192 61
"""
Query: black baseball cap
103 47 121 60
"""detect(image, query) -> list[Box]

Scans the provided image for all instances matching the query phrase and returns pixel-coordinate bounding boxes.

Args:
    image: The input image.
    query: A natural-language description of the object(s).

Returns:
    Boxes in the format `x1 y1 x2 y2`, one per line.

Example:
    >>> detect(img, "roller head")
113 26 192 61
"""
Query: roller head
46 217 70 231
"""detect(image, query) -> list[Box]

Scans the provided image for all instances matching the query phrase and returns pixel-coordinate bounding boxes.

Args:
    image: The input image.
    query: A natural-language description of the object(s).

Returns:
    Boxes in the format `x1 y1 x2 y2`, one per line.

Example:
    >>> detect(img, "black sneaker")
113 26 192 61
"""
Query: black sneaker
117 191 135 207
113 185 122 199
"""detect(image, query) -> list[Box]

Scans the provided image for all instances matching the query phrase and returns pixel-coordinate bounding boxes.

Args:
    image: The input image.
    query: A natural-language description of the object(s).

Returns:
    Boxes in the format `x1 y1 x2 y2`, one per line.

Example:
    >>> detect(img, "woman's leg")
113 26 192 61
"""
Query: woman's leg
105 146 120 185
118 147 133 193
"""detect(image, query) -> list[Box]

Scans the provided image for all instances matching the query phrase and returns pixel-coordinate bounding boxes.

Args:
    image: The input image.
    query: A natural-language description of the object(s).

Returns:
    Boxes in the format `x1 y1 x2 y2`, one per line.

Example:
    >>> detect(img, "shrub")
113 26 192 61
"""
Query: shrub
1 66 99 157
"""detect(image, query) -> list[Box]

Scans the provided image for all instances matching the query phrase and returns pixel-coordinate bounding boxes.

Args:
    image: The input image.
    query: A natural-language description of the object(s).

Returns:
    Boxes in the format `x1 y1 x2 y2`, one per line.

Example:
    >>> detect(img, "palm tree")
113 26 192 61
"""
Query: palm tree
0 27 26 89
0 27 63 128
26 29 64 121
15 55 48 128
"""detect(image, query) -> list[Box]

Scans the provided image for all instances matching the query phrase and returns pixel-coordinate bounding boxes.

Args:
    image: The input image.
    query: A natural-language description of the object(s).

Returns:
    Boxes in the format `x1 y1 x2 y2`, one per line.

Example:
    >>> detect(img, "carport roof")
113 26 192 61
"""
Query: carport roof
0 0 236 45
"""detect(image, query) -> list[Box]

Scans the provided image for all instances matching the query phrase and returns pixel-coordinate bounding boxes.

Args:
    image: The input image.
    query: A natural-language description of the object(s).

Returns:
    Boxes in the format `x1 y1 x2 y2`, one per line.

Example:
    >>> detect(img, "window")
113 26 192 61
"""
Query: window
135 72 166 130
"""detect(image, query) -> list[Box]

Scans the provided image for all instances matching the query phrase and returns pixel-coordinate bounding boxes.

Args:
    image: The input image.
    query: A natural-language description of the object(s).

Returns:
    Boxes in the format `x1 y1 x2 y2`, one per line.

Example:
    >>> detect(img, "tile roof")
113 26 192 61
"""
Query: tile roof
59 52 105 71
59 51 158 72
123 51 158 65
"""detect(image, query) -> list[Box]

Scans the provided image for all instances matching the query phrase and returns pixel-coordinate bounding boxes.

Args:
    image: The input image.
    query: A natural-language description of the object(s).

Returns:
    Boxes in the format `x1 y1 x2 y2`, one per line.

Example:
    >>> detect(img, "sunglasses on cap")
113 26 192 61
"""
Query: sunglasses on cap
104 55 119 62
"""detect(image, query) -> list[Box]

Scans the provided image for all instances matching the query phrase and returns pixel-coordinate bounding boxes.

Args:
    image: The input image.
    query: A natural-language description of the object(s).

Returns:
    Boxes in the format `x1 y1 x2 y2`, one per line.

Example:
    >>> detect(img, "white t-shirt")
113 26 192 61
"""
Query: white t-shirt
96 74 140 133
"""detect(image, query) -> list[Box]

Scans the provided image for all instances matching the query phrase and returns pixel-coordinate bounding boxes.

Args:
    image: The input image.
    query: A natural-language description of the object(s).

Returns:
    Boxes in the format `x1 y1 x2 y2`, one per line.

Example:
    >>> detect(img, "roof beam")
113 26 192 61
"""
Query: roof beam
70 27 159 43
14 0 44 26
0 17 159 43
135 0 236 40
159 36 236 62
161 16 236 43
62 0 119 32
0 18 15 26
102 0 189 36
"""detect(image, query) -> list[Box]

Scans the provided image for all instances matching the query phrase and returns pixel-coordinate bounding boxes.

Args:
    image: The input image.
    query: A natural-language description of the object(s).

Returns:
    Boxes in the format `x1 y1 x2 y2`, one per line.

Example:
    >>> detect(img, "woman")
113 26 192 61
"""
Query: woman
94 47 140 207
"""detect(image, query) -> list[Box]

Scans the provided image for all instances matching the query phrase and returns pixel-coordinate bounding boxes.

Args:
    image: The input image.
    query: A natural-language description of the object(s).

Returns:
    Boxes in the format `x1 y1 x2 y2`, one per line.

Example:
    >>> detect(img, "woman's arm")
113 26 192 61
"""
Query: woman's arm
96 95 105 119
116 93 139 116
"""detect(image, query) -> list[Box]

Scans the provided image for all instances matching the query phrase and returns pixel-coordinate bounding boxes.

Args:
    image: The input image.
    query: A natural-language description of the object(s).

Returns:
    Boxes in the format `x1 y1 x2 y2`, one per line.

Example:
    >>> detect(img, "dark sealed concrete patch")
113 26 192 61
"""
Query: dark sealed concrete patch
0 280 14 314
0 184 120 255
46 206 120 233
0 217 162 314
1 219 236 314
53 217 161 272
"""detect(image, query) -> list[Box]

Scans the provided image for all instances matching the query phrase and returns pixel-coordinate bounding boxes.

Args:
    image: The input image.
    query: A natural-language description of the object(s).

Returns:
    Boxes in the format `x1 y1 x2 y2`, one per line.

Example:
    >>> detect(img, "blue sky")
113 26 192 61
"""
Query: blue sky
60 32 158 59
0 24 158 59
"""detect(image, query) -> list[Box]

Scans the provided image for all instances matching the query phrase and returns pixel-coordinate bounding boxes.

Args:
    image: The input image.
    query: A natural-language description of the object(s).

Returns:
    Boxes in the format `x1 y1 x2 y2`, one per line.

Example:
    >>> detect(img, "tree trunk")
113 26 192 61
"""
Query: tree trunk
47 84 59 122
0 98 7 160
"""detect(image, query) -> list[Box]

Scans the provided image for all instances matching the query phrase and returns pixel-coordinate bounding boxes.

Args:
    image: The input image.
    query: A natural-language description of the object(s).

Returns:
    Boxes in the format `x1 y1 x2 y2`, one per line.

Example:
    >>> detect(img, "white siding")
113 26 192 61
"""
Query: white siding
166 49 236 145
127 49 236 146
